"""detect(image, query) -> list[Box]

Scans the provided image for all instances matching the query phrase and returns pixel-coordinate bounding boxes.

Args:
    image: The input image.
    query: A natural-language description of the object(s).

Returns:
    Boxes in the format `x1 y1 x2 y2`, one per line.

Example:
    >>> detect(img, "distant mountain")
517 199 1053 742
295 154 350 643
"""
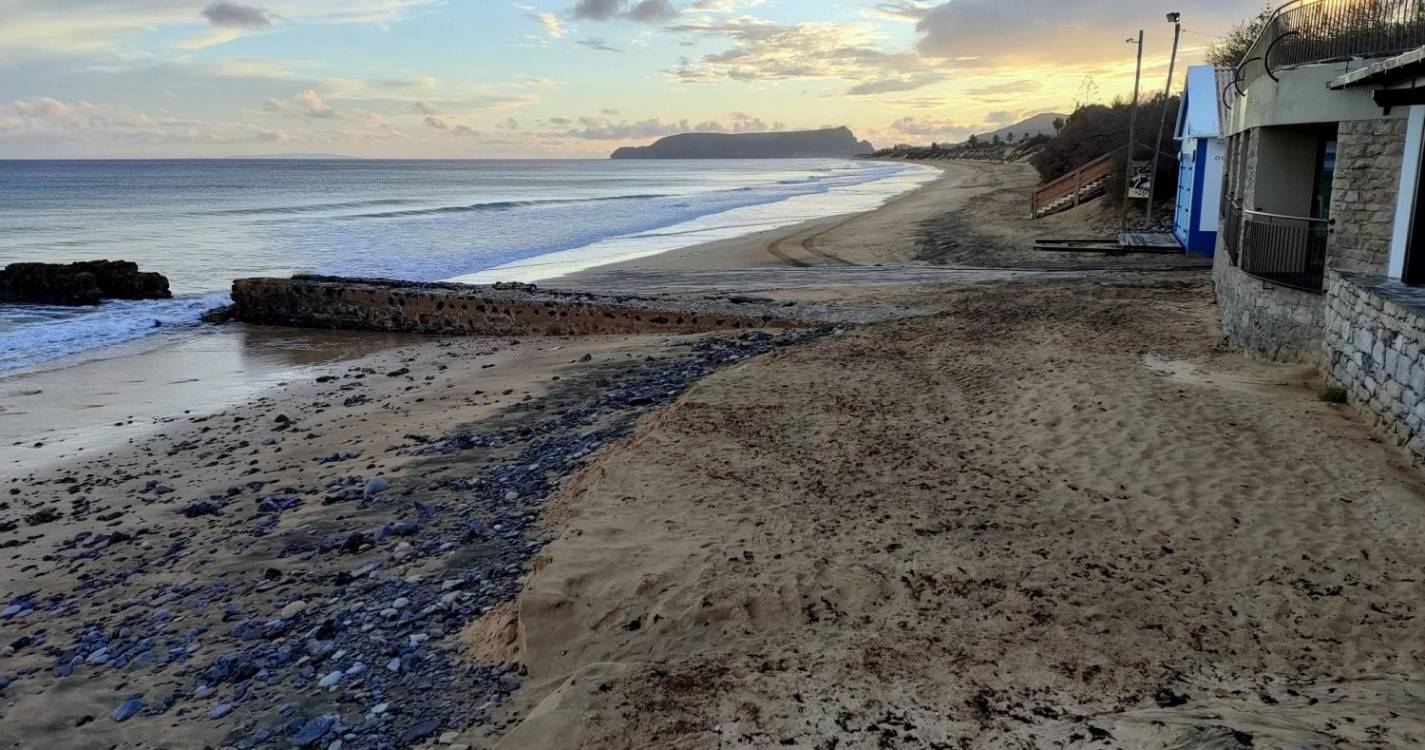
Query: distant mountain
962 113 1066 145
611 127 874 159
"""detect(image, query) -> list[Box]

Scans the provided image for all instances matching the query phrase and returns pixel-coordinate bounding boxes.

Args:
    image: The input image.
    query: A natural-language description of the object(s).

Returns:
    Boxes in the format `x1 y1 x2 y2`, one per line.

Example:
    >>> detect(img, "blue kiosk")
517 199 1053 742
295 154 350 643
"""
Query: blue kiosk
1172 66 1230 257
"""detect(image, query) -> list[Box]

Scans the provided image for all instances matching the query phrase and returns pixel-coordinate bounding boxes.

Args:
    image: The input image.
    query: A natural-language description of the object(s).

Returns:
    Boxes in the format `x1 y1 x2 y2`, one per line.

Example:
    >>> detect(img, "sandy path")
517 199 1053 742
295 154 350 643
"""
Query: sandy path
563 161 1209 298
476 279 1425 749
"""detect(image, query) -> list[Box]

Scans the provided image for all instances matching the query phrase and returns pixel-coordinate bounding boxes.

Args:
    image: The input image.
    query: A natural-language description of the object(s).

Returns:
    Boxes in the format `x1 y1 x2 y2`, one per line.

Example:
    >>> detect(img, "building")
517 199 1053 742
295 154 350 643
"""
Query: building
1173 65 1230 256
1217 0 1425 460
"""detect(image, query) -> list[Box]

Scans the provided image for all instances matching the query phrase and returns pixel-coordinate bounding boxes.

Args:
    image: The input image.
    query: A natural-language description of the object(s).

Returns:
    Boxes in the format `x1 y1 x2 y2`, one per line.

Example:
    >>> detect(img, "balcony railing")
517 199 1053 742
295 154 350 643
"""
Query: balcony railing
1236 209 1330 291
1236 0 1425 91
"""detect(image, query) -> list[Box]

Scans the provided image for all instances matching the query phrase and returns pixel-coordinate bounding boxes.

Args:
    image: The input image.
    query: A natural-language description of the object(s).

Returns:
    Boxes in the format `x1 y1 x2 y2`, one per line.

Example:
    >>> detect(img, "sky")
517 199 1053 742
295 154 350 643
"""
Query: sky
0 0 1267 158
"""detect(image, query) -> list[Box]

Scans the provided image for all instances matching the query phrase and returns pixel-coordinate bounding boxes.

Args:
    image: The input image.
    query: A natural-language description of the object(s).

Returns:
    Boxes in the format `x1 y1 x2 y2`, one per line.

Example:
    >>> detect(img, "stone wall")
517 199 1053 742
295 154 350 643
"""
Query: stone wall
231 276 806 336
1329 118 1407 275
1213 250 1325 361
1324 271 1425 463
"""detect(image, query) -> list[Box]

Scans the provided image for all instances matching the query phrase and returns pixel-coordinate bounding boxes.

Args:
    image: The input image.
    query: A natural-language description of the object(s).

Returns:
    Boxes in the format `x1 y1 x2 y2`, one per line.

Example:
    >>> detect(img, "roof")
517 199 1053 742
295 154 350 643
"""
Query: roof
1175 65 1229 141
1331 44 1425 89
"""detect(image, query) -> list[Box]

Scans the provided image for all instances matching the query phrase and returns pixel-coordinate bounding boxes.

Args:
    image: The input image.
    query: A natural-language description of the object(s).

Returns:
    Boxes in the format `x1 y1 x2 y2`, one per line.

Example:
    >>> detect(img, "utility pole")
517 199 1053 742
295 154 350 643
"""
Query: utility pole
1145 12 1183 227
1120 30 1144 233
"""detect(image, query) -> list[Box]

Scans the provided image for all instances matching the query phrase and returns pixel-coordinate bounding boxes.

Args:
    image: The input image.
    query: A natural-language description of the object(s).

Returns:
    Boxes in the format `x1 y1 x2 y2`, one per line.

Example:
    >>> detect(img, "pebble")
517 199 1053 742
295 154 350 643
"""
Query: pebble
317 670 343 689
293 714 339 746
208 702 233 719
281 600 309 618
111 695 143 722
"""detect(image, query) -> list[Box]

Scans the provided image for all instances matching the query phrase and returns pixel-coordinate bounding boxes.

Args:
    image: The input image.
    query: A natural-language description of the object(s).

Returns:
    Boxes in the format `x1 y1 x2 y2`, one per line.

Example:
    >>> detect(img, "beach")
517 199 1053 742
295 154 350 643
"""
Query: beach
3 160 1420 749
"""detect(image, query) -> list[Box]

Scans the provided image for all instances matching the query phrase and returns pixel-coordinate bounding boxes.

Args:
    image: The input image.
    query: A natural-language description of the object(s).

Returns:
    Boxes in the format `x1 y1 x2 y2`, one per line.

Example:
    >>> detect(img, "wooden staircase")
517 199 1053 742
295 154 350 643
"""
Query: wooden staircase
1030 153 1115 219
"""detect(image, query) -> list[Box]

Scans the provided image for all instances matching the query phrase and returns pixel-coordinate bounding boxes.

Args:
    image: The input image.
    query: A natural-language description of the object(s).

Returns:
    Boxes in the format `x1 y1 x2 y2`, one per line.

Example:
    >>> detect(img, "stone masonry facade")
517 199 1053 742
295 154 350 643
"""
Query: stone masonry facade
1214 129 1327 362
1324 272 1425 463
1329 118 1407 275
1214 249 1325 361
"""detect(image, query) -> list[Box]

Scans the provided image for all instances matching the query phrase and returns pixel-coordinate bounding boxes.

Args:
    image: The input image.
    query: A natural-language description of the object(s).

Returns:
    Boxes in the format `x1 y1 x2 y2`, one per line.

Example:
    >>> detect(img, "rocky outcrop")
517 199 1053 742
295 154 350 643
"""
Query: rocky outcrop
611 127 874 159
230 275 807 336
0 260 171 306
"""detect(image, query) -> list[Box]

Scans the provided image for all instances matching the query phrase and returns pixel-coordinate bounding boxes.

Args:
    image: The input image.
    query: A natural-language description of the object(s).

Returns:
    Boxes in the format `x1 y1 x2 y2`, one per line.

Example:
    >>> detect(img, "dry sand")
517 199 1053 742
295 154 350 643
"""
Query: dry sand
477 279 1425 749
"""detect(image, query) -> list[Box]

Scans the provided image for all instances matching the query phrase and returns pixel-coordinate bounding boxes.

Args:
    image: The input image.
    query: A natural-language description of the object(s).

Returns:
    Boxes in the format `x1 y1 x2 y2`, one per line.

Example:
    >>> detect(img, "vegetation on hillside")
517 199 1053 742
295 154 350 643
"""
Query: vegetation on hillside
867 131 1053 162
1206 6 1275 68
1031 93 1180 203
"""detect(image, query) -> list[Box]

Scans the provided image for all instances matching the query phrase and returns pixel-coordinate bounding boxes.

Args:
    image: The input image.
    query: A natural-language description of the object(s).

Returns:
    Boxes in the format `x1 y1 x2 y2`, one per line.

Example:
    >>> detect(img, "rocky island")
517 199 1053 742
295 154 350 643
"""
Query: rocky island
610 126 874 159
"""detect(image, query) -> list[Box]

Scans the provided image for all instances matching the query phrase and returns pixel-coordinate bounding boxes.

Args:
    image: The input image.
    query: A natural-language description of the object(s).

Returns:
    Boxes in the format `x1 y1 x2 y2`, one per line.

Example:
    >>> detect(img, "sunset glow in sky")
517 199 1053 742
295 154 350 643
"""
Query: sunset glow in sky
0 0 1267 157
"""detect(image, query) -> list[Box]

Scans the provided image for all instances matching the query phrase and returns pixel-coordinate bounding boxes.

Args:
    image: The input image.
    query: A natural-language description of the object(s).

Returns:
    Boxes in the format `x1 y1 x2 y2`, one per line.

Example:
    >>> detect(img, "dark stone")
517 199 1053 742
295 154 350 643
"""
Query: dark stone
0 260 171 306
292 714 338 746
397 718 441 744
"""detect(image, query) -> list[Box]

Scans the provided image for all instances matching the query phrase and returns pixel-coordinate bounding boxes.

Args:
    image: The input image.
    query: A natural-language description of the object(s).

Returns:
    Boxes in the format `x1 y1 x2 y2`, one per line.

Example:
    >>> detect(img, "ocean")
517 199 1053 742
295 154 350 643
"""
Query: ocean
0 158 938 373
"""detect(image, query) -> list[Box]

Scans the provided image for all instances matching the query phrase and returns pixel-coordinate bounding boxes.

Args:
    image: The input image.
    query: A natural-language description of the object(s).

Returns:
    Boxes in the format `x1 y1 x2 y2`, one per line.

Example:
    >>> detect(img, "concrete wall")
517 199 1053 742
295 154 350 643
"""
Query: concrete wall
231 276 804 336
1253 126 1323 217
1229 62 1404 136
1330 118 1408 275
1213 249 1326 361
1324 271 1425 463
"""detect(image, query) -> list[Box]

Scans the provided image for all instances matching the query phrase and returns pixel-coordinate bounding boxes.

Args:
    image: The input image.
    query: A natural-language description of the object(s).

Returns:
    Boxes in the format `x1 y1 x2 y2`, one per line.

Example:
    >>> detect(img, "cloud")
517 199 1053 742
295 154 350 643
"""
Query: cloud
530 11 566 38
667 18 938 91
688 0 767 11
202 2 273 29
964 79 1041 98
881 115 975 141
264 89 339 119
845 73 944 96
866 1 937 21
553 111 784 140
578 37 622 52
0 96 290 146
412 101 440 115
572 0 679 23
0 0 443 60
915 0 1261 65
423 115 479 136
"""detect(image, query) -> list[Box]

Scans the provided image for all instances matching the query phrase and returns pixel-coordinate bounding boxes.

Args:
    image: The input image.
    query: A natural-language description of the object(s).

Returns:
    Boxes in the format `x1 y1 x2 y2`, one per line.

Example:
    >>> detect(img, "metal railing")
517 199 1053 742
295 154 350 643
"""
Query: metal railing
1237 209 1330 291
1237 0 1425 90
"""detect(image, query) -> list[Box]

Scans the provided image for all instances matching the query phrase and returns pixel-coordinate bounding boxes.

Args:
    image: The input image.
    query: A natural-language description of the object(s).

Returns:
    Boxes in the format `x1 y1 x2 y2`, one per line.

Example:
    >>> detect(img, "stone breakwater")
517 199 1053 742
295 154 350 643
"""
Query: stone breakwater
0 260 171 306
231 276 807 336
0 329 825 750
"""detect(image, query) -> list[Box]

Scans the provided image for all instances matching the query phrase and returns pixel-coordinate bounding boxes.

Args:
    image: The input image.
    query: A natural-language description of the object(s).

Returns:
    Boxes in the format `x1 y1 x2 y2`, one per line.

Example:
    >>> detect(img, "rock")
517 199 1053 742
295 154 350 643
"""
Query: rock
208 702 233 719
293 714 339 746
439 731 460 744
0 260 171 306
281 600 309 619
318 670 343 688
398 718 441 745
111 695 143 722
364 477 391 497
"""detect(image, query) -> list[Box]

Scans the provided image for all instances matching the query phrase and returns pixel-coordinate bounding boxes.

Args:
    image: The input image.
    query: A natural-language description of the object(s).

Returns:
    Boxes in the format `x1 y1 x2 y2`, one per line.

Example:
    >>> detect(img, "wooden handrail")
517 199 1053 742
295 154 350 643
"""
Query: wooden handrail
1032 152 1117 216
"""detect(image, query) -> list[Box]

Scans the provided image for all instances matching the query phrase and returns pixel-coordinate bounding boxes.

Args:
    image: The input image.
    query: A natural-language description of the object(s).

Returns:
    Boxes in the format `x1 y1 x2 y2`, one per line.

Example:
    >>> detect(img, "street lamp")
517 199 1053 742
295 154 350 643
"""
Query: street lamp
1121 31 1144 233
1144 11 1183 227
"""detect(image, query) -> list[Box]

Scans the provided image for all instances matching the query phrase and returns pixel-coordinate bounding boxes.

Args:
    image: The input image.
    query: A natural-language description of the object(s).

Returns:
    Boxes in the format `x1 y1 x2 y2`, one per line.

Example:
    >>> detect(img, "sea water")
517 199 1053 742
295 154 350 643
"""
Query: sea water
0 158 937 372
